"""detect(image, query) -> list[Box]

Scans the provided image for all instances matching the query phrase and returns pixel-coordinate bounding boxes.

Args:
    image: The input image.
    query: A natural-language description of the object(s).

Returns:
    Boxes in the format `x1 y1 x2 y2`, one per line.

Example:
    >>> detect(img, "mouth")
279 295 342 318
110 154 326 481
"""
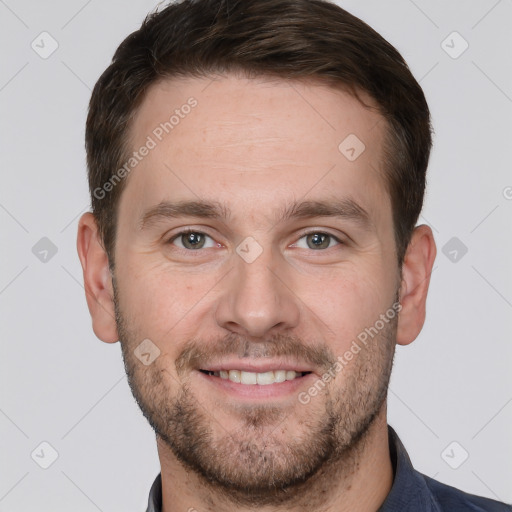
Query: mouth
199 369 313 385
196 366 317 400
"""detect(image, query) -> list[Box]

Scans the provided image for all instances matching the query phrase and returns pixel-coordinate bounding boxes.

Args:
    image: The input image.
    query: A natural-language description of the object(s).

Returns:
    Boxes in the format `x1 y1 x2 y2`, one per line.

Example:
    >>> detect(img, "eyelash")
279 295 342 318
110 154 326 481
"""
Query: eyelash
165 228 344 253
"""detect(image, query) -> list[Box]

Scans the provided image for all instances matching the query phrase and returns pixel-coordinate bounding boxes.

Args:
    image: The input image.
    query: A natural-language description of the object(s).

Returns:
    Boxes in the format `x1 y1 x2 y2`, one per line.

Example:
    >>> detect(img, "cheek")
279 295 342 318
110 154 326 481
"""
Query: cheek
117 258 217 341
298 265 394 352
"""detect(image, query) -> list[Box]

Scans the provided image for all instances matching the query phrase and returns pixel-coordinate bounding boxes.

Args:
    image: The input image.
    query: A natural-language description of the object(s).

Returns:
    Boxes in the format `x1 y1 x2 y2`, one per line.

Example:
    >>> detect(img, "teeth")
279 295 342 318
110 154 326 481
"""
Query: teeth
212 369 304 385
228 370 241 383
241 371 257 384
256 371 275 385
274 370 286 382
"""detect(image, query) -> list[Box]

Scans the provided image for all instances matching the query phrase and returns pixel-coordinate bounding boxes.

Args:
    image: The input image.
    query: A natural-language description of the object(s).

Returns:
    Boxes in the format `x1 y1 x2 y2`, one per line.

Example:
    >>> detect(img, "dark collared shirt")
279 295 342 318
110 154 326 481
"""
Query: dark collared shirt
146 425 511 511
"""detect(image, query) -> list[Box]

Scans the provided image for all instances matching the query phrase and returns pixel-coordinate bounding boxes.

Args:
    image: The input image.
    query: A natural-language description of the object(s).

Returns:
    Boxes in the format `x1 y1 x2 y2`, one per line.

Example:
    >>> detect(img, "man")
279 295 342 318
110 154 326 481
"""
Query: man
76 0 511 510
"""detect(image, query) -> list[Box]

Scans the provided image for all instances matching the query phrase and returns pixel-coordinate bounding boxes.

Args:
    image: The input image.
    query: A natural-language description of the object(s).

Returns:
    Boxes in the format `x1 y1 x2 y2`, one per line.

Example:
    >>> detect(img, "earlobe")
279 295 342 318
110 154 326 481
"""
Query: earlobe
76 212 119 344
396 225 436 346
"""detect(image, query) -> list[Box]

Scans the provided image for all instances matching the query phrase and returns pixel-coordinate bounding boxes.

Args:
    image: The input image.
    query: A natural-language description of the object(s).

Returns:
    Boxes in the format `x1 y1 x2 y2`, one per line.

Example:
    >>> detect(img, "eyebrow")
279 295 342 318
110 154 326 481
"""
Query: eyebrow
138 197 371 231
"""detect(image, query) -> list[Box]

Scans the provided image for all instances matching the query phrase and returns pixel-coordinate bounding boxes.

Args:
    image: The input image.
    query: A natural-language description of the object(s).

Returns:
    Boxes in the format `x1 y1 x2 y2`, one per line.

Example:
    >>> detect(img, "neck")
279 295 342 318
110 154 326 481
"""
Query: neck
157 405 393 512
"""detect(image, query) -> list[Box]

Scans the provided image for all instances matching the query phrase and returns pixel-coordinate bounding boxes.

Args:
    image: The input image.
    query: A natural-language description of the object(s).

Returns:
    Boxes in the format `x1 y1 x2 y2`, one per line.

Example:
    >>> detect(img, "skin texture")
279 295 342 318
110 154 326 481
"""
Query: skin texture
77 74 436 512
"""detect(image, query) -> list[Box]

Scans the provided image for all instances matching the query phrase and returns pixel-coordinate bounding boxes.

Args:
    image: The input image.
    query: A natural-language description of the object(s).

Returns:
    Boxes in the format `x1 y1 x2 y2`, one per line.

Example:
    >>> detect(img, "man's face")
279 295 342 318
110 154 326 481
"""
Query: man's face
112 74 400 501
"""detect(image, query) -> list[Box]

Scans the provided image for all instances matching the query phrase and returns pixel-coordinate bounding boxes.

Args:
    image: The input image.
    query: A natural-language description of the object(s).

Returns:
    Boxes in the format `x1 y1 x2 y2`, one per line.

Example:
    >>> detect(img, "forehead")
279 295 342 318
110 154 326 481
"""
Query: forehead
120 73 390 229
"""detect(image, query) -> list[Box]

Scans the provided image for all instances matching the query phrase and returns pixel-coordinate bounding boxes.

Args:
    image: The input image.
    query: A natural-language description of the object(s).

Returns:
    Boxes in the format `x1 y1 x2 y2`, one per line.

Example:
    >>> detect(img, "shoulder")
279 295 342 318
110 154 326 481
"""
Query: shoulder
420 473 512 512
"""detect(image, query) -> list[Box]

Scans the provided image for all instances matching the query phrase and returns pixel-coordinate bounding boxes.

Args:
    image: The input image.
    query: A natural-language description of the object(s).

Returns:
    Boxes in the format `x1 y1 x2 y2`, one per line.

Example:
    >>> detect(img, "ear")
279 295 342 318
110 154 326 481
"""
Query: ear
76 212 119 343
396 224 436 346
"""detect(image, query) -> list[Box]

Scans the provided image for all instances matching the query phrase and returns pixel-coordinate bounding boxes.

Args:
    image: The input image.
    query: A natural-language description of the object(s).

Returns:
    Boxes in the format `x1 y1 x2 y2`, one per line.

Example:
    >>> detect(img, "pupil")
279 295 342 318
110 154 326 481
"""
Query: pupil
309 233 327 249
186 232 203 248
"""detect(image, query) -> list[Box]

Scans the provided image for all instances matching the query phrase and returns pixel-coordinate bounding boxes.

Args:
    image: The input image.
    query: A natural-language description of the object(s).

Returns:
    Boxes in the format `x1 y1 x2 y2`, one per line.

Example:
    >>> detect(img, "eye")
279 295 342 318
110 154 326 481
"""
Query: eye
168 230 218 250
166 229 342 252
291 231 342 250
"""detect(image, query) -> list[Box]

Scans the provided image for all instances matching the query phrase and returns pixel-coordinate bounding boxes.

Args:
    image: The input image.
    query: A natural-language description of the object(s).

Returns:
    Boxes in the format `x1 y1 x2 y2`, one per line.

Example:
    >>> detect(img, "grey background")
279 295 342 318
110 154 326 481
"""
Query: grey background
1 0 511 510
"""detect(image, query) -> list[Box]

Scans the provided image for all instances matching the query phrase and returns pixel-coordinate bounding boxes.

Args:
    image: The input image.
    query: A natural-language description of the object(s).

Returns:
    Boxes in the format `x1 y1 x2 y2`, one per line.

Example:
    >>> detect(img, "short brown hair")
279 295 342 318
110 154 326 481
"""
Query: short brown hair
86 0 432 269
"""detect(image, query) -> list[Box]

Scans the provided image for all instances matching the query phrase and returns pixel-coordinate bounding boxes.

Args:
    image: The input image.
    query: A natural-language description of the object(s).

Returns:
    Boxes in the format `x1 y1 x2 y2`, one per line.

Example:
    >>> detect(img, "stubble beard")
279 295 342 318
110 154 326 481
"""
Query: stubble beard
113 279 397 507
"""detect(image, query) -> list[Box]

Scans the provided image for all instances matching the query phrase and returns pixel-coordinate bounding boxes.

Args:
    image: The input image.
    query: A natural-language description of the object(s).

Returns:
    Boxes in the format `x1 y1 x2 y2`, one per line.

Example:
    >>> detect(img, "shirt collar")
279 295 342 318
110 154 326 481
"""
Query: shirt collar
146 425 441 512
378 425 441 511
146 471 162 512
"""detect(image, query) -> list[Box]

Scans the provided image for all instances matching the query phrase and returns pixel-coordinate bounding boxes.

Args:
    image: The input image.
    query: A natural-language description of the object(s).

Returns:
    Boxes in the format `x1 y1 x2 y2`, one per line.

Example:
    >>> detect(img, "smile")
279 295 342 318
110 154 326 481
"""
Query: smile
200 369 312 385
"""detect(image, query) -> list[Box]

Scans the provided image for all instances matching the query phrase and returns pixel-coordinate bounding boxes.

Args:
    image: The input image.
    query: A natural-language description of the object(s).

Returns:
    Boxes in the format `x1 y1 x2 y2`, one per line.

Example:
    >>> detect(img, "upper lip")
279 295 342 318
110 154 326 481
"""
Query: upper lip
199 360 316 374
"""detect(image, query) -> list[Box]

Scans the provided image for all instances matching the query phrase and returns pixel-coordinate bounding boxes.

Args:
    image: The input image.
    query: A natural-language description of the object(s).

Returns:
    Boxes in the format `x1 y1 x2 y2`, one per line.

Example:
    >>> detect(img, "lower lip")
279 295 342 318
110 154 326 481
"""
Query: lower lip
196 370 317 399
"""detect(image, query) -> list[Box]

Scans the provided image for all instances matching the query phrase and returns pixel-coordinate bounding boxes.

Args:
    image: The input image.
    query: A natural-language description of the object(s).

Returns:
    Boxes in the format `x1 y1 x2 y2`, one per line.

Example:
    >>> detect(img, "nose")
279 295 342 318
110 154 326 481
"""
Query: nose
214 248 300 339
